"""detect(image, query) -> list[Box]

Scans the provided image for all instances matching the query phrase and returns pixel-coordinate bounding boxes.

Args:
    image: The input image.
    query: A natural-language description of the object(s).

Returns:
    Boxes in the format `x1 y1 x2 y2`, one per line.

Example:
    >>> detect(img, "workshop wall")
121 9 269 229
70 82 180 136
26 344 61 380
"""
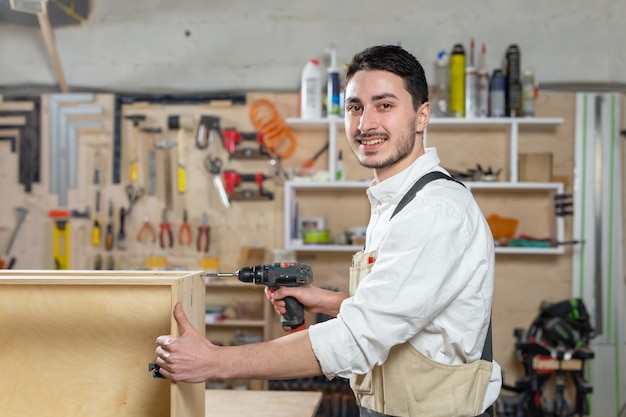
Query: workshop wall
1 1 624 408
1 0 625 92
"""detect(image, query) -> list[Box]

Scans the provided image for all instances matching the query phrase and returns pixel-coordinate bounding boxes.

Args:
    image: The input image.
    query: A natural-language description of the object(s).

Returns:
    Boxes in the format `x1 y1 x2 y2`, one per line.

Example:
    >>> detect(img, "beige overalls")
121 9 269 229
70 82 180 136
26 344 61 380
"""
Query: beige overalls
348 249 493 417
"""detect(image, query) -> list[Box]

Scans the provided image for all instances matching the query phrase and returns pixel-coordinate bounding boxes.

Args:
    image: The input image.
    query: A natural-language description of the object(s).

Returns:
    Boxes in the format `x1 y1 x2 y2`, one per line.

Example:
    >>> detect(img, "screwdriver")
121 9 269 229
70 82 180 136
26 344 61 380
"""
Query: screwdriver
92 190 101 246
105 200 114 251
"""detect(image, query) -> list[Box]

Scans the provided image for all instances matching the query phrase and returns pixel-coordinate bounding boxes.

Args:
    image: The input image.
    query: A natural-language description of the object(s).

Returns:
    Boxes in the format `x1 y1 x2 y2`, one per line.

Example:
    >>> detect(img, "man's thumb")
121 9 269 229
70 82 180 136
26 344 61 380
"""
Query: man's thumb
173 302 193 334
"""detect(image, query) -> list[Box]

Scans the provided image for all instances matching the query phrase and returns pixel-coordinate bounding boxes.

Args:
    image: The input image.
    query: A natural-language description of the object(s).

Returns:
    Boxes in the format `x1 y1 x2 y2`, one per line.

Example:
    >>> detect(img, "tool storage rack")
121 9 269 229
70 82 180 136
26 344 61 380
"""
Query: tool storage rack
283 116 566 255
0 269 205 417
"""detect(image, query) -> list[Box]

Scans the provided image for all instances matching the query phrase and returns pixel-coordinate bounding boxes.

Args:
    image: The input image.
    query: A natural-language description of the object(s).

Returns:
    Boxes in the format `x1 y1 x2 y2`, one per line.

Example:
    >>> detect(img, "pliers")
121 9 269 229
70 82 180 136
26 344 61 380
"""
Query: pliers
197 212 210 253
159 209 173 249
136 216 157 243
178 209 192 246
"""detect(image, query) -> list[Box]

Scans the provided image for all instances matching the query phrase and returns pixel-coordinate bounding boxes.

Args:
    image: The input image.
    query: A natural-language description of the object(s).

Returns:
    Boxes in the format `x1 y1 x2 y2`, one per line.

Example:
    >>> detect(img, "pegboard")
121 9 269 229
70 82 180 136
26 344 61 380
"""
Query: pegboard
0 91 318 272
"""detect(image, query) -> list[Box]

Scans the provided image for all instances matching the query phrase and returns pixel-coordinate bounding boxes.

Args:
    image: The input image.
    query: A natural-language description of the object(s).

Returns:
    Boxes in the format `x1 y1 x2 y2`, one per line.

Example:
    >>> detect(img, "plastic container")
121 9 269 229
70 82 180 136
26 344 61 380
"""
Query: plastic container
489 69 506 117
522 69 535 117
335 150 345 181
326 47 341 116
432 50 449 117
300 58 323 119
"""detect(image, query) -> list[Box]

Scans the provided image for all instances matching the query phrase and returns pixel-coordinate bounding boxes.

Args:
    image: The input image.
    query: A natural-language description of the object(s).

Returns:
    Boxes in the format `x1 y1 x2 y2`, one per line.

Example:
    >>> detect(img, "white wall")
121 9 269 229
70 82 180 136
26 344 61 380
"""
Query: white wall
1 0 625 92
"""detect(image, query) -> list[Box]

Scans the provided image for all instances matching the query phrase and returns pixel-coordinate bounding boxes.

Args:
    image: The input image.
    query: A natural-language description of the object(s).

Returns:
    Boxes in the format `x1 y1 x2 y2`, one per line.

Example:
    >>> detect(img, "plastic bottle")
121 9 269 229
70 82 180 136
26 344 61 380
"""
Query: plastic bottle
522 68 535 117
335 150 345 181
449 43 466 118
300 58 323 119
432 50 449 118
326 47 341 117
489 69 506 117
505 44 522 117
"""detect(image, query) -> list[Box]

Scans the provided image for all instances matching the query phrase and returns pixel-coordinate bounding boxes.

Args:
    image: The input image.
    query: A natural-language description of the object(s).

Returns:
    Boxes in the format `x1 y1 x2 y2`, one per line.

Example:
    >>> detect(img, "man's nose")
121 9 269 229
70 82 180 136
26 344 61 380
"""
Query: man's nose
358 107 378 132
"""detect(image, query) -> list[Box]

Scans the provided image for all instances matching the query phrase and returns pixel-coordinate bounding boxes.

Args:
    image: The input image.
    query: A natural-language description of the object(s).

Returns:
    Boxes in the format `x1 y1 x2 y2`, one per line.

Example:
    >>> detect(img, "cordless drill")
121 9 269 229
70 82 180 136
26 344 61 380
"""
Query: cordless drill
204 262 313 332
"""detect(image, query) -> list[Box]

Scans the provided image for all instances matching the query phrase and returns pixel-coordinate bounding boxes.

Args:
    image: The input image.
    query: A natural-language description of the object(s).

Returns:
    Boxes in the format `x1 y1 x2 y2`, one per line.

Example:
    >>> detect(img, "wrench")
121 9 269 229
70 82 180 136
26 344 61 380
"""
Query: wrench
5 206 28 255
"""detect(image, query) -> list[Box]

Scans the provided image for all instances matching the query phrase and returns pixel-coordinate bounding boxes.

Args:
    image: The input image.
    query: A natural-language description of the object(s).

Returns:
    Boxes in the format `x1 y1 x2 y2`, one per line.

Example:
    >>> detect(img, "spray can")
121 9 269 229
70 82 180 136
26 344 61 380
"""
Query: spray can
477 42 489 118
522 69 535 117
326 47 341 116
431 50 450 117
505 44 522 117
464 38 478 118
449 43 466 118
300 58 323 119
489 69 506 117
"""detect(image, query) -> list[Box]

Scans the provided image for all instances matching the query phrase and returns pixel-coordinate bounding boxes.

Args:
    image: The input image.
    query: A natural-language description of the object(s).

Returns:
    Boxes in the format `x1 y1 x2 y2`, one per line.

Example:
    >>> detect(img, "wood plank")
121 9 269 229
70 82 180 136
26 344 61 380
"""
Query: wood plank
205 389 322 417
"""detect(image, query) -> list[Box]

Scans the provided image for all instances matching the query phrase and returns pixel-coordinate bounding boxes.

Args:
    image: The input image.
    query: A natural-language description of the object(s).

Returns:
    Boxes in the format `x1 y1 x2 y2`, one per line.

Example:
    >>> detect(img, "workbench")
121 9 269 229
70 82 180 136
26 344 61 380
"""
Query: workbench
205 389 322 417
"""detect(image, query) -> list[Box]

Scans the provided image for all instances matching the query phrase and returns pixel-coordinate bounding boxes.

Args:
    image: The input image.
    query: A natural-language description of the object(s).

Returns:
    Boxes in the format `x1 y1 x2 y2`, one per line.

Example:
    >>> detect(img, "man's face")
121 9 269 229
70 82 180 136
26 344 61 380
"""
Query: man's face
344 70 429 182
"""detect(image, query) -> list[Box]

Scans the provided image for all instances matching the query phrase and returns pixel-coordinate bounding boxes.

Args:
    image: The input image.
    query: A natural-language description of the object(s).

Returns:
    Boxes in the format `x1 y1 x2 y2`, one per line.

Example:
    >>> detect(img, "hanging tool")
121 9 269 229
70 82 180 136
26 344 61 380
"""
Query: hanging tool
155 140 176 211
137 216 157 243
167 115 195 193
248 98 298 159
125 183 145 216
159 209 173 249
195 115 223 149
203 155 230 208
141 126 162 196
92 190 101 246
301 141 329 170
204 262 314 332
48 207 91 219
197 212 210 253
124 114 146 183
104 200 114 251
105 254 115 270
223 170 274 201
4 206 29 257
178 209 192 246
117 207 127 250
223 128 268 160
48 211 70 270
93 253 102 270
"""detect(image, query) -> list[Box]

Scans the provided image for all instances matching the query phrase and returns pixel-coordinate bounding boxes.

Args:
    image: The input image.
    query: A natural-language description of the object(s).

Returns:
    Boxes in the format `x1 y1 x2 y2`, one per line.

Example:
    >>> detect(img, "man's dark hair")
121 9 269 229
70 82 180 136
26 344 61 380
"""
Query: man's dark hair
345 45 429 111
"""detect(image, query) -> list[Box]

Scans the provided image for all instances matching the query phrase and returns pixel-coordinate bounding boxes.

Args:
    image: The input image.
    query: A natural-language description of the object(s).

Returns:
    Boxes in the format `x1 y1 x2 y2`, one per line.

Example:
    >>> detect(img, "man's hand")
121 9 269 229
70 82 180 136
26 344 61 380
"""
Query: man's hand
155 302 218 383
266 285 349 319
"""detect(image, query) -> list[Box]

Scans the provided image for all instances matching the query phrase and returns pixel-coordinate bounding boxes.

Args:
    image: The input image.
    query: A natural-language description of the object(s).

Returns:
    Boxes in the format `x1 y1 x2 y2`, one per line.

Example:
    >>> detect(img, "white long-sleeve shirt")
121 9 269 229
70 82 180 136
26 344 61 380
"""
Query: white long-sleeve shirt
309 147 502 408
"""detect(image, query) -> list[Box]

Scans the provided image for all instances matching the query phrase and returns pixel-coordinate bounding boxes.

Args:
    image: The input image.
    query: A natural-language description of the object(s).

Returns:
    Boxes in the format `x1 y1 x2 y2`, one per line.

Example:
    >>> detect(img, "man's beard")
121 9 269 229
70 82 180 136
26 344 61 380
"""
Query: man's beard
354 120 416 170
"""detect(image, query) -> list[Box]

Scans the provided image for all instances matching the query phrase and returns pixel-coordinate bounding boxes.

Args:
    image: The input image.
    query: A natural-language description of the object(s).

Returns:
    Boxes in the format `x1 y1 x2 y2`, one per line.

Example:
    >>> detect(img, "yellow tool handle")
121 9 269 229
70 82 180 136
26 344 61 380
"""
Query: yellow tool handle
177 129 186 193
178 165 186 193
53 220 70 270
130 160 139 183
92 219 101 246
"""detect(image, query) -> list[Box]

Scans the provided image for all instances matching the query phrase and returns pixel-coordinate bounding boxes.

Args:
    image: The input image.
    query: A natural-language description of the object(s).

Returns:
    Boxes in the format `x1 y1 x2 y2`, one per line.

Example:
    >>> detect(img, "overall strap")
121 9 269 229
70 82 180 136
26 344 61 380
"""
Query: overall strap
390 171 465 220
389 171 493 364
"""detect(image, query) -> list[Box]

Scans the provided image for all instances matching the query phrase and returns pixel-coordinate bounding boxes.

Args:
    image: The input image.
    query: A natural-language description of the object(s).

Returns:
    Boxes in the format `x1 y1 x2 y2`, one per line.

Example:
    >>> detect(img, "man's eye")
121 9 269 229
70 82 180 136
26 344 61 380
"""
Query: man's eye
379 103 392 110
347 105 362 113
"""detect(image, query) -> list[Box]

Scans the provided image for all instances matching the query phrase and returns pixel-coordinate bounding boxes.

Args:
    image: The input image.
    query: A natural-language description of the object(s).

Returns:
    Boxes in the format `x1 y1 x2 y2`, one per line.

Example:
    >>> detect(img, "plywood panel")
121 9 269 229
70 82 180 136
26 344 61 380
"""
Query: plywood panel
0 270 205 417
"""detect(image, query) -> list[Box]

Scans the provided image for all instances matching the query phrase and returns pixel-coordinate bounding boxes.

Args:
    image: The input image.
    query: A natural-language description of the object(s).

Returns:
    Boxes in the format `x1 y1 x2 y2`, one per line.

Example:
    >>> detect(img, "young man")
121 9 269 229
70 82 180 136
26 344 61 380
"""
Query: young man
155 44 501 417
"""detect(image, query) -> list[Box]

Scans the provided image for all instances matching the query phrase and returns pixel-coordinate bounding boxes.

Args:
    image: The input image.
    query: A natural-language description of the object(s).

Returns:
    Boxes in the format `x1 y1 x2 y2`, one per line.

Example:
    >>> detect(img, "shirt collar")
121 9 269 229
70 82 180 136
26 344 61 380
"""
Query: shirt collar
367 147 442 204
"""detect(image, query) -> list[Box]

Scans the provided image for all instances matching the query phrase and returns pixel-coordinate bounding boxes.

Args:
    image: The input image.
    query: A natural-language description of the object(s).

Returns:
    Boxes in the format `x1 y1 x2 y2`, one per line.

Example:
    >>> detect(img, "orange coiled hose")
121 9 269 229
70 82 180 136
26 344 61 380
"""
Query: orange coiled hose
249 98 297 159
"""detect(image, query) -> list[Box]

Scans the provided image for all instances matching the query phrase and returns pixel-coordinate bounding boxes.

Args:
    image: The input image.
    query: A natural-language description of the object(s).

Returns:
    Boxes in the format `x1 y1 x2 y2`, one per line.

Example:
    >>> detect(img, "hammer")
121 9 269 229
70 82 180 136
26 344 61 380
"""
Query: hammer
5 206 28 256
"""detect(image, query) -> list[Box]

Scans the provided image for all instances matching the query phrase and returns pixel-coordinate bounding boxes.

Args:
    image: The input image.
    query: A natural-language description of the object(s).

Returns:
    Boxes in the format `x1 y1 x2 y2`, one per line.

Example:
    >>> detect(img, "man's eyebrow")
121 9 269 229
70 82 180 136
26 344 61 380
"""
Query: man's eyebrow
345 93 398 104
372 93 398 101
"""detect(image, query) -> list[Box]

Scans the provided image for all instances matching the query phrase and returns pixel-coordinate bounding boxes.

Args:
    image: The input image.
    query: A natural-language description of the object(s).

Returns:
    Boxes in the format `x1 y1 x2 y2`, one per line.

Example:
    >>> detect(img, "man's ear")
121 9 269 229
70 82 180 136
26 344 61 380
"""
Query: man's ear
416 102 430 134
